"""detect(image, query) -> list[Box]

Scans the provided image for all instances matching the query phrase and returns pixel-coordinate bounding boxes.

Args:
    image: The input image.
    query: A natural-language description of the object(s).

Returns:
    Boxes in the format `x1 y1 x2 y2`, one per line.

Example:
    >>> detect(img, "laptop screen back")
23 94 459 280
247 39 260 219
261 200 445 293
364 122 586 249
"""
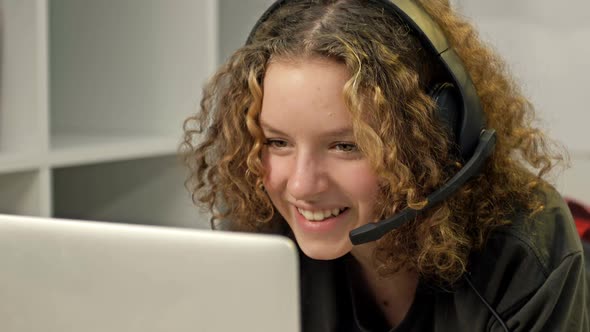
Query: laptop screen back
0 214 300 332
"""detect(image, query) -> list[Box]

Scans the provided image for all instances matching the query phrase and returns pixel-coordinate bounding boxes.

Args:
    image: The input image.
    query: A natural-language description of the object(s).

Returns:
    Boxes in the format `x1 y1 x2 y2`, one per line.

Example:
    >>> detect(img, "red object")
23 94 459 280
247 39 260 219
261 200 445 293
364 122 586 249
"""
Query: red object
566 198 590 243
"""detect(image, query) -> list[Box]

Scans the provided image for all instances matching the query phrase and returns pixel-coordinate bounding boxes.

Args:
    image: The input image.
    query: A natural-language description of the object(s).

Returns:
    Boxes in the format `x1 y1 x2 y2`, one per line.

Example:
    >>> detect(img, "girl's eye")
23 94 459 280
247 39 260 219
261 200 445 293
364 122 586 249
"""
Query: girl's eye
264 139 288 148
333 142 358 152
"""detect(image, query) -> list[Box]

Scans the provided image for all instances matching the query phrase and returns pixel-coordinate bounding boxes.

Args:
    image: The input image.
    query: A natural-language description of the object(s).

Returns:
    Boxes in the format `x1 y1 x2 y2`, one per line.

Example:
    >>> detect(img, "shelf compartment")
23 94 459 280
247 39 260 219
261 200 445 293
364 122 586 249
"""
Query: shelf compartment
52 155 208 229
49 0 216 140
0 170 43 216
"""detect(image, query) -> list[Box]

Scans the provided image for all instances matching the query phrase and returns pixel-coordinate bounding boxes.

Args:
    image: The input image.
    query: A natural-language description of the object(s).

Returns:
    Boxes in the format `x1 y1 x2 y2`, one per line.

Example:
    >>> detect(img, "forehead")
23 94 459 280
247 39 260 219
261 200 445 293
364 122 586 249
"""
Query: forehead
260 58 354 132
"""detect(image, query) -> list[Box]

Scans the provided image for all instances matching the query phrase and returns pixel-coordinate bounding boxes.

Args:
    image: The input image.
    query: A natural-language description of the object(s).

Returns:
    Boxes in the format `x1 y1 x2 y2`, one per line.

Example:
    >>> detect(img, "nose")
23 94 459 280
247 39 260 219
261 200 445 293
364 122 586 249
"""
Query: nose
286 152 329 202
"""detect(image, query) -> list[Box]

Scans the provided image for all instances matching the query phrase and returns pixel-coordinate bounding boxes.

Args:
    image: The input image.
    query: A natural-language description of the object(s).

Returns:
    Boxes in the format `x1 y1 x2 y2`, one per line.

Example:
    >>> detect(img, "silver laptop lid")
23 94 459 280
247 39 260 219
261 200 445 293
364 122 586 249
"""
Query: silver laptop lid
0 214 300 332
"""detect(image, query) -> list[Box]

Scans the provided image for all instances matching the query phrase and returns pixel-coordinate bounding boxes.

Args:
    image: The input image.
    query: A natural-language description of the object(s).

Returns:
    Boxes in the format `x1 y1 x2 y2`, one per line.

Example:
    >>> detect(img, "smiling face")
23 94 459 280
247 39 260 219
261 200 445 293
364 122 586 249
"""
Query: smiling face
259 57 380 260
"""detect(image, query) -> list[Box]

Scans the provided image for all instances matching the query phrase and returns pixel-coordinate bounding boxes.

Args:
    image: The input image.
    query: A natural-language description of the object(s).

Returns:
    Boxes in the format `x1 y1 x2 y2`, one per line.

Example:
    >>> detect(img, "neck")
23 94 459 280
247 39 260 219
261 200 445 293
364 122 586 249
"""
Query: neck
350 243 419 327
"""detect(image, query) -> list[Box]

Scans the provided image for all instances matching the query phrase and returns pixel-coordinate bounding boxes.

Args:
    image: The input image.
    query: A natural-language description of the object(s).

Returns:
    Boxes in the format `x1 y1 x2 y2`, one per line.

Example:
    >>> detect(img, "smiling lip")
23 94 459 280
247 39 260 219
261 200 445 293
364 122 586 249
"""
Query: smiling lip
293 205 348 233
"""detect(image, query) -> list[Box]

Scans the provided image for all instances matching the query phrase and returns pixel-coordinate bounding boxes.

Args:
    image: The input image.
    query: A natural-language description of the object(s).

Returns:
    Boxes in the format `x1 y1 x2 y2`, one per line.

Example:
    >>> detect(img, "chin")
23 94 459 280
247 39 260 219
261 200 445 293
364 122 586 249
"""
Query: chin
297 238 352 261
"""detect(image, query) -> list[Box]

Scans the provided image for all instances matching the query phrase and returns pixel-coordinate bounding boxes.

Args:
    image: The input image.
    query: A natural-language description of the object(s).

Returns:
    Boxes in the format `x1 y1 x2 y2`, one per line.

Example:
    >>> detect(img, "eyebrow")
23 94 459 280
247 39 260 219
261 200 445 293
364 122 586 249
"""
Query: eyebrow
260 121 355 138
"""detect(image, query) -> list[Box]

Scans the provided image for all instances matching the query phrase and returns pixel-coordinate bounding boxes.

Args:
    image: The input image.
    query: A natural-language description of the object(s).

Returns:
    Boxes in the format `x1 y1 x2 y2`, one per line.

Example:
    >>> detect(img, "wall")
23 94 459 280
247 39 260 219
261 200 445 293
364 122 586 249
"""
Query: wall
456 0 590 202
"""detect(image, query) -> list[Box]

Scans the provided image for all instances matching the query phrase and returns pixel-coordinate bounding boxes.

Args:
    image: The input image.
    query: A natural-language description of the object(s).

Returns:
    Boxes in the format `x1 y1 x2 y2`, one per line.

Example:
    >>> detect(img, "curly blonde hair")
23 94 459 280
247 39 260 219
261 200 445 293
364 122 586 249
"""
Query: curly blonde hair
180 0 566 284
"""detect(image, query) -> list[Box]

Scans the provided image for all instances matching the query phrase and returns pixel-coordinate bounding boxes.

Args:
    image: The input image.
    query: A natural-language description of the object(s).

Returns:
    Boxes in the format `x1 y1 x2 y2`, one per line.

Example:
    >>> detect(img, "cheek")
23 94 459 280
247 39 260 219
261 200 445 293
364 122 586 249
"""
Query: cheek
341 164 381 199
261 153 287 196
350 169 381 221
360 172 381 197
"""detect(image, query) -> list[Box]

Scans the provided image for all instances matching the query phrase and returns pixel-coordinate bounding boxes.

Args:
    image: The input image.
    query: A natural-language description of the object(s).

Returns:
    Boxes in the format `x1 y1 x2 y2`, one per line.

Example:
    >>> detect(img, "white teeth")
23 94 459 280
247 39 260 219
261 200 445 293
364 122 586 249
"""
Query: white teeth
313 211 323 220
297 207 346 221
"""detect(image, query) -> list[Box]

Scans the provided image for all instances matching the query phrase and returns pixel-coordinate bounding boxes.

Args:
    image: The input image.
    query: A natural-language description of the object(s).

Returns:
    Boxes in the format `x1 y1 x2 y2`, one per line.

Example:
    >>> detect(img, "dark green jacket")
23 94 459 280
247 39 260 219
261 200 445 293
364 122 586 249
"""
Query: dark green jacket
299 186 590 331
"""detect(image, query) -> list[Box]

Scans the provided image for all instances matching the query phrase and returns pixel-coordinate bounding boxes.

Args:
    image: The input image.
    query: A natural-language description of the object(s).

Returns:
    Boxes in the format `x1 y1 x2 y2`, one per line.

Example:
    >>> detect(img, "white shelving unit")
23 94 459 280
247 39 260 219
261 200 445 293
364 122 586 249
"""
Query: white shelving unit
1 0 218 228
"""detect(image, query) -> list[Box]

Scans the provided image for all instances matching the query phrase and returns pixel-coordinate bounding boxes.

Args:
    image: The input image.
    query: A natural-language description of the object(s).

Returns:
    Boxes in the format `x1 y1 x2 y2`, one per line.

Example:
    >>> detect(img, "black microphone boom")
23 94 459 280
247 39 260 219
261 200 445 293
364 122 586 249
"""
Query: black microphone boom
349 129 497 245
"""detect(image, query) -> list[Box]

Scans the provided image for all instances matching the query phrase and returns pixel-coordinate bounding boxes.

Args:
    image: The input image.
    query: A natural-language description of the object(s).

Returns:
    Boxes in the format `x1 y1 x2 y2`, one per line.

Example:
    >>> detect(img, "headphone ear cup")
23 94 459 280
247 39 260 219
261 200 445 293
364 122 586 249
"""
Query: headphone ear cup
429 82 461 149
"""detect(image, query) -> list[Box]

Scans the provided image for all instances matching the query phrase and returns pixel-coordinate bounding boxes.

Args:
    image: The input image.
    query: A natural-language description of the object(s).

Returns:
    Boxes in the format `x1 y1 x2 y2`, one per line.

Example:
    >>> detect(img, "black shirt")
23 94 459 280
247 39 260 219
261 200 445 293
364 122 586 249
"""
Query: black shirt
298 186 590 331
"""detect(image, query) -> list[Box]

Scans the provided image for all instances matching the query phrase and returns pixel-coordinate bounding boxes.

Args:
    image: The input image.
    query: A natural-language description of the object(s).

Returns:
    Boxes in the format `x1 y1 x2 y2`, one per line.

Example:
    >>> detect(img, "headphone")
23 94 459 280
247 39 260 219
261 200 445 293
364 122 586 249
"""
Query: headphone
246 0 497 245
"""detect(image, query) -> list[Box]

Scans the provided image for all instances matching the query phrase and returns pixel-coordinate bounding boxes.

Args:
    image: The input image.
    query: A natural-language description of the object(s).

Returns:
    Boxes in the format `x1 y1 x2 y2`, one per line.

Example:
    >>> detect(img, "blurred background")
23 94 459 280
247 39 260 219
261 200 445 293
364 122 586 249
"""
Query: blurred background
0 0 588 229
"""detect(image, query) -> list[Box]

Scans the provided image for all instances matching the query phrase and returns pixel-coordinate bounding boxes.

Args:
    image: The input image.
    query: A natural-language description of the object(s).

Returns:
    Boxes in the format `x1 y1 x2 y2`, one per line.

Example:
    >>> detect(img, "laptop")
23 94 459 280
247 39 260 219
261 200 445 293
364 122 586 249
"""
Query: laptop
0 214 300 332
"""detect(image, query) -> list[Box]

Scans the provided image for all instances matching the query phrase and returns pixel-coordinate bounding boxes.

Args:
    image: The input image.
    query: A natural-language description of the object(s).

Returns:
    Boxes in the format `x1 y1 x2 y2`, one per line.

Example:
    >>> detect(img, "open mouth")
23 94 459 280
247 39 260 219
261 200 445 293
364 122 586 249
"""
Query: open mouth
297 207 349 222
